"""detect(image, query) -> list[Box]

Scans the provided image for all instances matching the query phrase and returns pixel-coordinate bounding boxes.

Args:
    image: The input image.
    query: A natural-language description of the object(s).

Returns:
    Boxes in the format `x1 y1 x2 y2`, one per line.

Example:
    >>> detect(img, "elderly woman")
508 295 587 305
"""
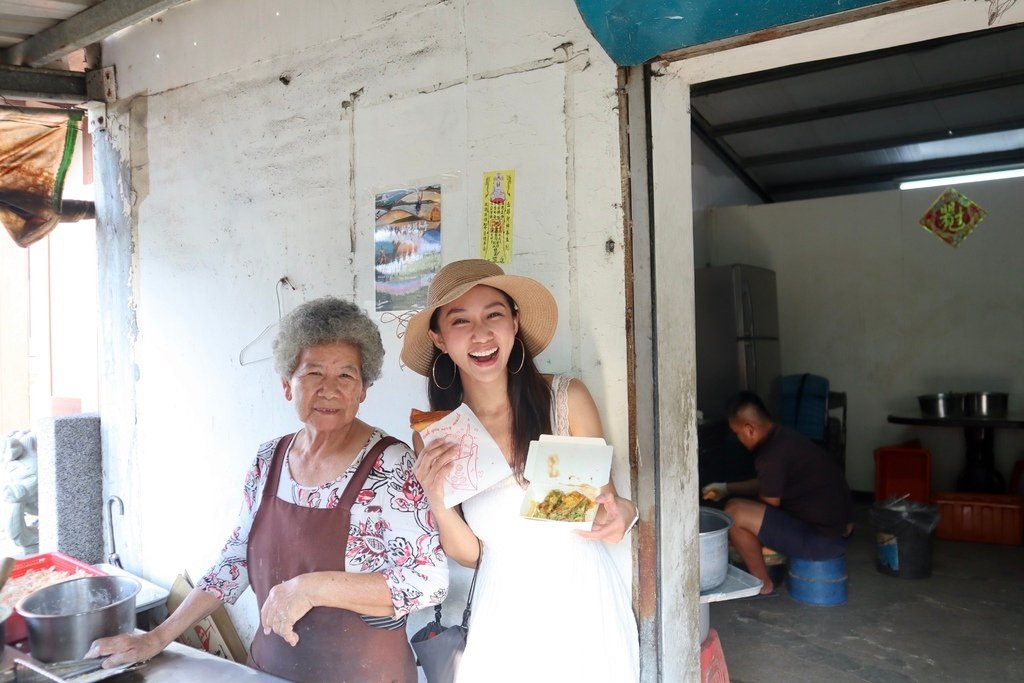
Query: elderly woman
89 297 448 683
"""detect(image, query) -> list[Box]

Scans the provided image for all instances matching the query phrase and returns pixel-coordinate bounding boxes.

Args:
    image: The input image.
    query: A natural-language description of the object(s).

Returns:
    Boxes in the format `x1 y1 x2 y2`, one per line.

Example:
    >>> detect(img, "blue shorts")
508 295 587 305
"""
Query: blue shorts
757 505 848 560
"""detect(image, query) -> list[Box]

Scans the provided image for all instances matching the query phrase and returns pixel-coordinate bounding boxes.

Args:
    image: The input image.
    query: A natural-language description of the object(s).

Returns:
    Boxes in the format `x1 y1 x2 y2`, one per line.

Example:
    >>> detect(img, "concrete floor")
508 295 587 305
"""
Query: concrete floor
711 501 1024 683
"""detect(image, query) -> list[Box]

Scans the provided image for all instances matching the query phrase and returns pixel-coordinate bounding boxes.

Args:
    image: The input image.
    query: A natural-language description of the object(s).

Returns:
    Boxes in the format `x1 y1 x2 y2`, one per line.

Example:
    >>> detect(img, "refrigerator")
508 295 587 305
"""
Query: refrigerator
695 264 782 423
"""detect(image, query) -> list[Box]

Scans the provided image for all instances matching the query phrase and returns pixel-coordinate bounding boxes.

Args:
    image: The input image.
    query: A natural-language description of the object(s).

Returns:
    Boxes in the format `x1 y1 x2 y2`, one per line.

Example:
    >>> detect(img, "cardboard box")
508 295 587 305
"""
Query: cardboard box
519 435 612 530
168 572 248 663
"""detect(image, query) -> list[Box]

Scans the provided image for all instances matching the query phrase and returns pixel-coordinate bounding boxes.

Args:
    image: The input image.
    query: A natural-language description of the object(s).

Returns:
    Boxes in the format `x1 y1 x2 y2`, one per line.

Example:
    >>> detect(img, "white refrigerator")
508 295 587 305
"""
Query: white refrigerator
694 264 782 422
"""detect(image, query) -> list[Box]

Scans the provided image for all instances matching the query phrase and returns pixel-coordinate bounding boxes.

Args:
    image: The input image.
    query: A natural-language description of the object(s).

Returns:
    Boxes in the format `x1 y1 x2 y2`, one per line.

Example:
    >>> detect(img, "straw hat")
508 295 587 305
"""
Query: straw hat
400 259 558 376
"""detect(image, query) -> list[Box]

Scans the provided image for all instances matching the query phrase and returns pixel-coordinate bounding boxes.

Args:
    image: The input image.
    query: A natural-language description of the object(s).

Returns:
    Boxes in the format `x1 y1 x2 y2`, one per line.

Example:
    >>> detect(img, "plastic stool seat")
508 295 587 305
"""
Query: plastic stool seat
788 555 848 605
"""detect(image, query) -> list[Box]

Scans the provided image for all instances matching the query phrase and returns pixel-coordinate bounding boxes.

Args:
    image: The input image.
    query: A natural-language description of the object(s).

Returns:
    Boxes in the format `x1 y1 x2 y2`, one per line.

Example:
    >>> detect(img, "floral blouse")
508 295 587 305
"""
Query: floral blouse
197 430 448 623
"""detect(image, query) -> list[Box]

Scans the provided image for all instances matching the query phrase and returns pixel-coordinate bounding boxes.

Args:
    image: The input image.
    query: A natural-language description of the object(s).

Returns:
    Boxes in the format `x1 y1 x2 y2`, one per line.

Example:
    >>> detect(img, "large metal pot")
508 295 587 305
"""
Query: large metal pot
918 393 964 418
16 575 139 662
699 507 733 591
963 392 1009 418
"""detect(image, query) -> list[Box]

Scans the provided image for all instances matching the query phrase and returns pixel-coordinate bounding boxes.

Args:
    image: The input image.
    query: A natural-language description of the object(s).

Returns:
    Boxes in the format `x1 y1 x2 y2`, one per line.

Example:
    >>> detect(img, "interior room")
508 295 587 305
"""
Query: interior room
687 20 1024 683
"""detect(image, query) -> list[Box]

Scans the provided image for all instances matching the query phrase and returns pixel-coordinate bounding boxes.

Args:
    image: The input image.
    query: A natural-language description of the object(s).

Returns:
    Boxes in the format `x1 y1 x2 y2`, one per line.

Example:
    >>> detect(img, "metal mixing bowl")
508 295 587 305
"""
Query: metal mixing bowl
16 575 139 662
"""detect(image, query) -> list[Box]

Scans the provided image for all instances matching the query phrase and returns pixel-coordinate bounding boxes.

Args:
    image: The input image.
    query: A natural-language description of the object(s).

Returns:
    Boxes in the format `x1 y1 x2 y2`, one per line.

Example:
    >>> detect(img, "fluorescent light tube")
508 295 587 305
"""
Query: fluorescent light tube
900 168 1024 190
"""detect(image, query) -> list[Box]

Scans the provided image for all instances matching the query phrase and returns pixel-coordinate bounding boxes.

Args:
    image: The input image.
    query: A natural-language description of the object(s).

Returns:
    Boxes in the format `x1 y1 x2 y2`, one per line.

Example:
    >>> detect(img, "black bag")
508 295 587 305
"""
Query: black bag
410 546 481 683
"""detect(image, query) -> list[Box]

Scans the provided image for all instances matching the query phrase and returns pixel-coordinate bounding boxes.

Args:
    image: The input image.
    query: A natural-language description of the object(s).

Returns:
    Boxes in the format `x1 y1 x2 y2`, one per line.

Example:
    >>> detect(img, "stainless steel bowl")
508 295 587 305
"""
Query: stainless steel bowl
918 393 964 418
963 392 1009 418
16 575 139 662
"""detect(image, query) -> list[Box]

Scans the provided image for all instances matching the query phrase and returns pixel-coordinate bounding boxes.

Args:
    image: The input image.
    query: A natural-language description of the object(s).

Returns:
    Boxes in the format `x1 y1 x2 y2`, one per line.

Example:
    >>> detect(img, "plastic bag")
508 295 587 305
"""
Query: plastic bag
869 495 940 534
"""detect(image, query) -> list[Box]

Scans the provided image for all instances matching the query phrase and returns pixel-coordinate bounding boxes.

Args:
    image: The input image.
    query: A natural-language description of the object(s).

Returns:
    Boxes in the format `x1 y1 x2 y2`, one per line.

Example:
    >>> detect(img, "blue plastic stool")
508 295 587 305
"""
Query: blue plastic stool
787 556 848 605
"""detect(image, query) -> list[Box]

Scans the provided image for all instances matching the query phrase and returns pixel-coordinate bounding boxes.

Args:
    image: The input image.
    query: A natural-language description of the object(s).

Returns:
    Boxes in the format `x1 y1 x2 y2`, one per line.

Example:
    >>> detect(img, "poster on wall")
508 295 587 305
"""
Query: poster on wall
374 184 442 311
480 170 515 264
918 187 987 248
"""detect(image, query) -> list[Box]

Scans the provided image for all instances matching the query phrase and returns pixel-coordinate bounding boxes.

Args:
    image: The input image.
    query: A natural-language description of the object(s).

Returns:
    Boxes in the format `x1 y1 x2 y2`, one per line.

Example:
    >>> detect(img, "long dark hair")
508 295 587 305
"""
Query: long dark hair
427 304 551 481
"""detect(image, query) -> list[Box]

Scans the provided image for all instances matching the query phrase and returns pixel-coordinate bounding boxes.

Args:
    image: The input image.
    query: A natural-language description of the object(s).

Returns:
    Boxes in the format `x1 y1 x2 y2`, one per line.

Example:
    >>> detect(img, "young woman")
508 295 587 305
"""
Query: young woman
402 259 639 682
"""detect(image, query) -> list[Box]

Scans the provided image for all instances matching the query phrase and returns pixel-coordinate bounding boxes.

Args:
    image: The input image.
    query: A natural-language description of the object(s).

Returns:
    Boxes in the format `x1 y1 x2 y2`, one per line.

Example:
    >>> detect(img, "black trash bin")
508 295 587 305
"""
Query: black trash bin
870 497 939 579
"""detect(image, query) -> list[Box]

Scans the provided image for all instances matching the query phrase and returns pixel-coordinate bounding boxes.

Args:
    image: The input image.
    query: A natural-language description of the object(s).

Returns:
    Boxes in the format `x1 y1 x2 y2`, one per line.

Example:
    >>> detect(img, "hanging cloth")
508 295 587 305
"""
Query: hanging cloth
0 109 82 247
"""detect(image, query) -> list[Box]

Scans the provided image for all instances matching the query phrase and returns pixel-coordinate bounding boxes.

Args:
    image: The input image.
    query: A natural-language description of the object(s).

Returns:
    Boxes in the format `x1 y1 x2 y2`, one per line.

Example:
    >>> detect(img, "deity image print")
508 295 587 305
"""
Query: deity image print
489 173 506 204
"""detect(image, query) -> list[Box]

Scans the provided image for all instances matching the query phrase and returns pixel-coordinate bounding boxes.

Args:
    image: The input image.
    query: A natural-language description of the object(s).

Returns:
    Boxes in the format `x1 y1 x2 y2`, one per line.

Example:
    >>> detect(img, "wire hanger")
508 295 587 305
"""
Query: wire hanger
239 277 295 366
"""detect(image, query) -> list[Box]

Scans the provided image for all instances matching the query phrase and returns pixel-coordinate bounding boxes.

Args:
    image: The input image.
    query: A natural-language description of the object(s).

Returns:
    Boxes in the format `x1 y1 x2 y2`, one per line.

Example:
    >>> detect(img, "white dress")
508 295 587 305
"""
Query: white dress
456 375 640 682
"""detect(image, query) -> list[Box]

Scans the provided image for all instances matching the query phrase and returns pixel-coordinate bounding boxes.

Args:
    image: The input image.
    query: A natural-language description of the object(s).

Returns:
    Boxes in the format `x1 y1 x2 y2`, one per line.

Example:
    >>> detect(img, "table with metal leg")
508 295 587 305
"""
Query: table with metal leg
887 414 1024 493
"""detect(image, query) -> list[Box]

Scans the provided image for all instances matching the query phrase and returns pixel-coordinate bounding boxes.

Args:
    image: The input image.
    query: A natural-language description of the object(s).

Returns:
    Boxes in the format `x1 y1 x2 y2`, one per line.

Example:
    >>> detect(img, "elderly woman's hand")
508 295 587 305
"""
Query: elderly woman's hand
260 576 315 646
412 438 459 510
575 493 637 543
85 631 165 668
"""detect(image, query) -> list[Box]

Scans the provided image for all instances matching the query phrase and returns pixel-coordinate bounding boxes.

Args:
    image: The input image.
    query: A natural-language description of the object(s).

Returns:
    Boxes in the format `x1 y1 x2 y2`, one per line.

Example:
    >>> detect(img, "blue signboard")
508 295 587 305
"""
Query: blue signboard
575 0 892 65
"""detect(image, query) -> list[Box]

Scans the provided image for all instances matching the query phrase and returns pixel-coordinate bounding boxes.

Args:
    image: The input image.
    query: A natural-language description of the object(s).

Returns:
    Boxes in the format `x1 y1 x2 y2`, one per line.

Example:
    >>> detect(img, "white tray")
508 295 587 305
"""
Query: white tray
94 563 170 612
699 565 763 604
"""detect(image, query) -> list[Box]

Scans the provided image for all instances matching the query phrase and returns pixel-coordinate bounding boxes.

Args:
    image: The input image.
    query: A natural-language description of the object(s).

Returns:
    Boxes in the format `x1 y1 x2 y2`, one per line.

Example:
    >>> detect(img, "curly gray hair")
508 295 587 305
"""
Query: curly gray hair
272 297 384 384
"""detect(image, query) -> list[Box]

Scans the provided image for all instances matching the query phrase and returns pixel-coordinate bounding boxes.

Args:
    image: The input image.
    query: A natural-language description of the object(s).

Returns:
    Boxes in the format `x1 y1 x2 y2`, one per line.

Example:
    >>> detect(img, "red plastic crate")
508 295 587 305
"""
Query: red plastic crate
874 445 932 503
2 552 107 643
933 493 1024 545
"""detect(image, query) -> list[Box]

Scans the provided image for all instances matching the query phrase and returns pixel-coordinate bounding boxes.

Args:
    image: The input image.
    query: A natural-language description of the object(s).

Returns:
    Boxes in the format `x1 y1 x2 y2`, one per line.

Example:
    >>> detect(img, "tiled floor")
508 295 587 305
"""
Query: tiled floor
711 501 1024 683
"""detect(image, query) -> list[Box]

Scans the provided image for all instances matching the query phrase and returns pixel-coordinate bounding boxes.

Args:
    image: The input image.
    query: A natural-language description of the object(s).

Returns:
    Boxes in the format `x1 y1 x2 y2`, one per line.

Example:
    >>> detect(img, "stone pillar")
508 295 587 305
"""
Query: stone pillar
36 413 104 563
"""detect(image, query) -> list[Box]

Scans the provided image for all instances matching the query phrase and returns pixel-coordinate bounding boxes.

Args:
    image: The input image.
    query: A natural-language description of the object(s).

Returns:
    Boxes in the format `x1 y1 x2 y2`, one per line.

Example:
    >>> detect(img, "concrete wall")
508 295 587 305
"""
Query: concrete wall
708 178 1024 492
97 0 630 648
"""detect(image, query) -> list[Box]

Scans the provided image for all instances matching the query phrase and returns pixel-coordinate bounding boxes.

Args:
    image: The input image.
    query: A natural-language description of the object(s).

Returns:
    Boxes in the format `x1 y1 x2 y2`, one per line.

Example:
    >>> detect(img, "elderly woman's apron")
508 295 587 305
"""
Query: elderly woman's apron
247 433 417 683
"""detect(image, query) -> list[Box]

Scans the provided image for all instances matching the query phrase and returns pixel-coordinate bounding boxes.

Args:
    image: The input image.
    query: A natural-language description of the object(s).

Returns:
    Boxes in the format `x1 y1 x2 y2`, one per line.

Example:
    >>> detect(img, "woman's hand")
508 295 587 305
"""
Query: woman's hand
85 631 166 668
576 492 637 543
412 438 459 510
260 576 315 646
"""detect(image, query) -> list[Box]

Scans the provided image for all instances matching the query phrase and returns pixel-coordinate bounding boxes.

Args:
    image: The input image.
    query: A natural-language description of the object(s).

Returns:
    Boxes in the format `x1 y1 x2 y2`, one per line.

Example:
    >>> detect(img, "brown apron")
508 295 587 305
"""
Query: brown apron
247 433 417 683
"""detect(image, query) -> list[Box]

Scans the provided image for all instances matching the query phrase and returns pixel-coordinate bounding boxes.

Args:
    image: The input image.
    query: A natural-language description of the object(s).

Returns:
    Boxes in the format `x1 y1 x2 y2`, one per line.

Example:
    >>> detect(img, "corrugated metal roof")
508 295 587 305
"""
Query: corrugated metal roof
691 24 1024 202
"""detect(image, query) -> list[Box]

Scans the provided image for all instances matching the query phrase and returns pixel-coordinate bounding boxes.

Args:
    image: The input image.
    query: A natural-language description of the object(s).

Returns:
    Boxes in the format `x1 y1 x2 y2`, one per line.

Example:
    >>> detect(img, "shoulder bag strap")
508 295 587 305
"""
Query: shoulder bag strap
460 539 482 628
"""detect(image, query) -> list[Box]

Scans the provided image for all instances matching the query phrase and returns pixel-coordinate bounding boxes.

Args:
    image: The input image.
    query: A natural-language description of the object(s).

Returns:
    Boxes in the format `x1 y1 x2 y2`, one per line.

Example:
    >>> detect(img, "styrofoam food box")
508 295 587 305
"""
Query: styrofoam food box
519 435 613 530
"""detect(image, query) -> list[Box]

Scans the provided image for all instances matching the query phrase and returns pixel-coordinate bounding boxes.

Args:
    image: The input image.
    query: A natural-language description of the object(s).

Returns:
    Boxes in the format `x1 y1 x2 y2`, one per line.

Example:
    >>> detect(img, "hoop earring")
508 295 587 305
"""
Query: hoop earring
508 337 526 375
431 353 458 390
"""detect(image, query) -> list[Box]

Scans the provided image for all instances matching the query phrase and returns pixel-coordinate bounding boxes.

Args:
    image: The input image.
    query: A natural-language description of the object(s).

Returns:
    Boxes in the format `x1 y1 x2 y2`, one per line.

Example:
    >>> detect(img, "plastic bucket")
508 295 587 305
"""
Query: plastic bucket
875 529 932 578
870 499 936 579
787 556 848 605
699 507 733 591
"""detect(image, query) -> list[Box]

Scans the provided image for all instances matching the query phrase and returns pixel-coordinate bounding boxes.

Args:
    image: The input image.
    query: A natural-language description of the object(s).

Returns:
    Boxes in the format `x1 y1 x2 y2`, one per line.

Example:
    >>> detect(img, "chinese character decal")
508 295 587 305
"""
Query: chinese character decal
918 188 987 248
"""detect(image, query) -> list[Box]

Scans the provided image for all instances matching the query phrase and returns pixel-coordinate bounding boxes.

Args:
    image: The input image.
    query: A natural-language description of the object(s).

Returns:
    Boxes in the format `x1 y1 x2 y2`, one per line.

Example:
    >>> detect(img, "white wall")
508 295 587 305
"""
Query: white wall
708 178 1024 491
691 132 763 268
98 0 629 648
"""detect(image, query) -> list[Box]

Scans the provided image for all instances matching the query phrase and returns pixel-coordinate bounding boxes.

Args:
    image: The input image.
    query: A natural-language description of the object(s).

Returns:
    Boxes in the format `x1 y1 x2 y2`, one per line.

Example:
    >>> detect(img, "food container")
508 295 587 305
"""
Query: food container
962 392 1009 418
917 393 964 418
1 551 107 644
17 575 140 662
520 435 613 530
699 507 733 591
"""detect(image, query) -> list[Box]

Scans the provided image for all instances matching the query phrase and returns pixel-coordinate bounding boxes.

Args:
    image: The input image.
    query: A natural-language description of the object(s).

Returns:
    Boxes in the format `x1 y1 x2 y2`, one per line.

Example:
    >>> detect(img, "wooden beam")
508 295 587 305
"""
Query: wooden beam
2 0 191 67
